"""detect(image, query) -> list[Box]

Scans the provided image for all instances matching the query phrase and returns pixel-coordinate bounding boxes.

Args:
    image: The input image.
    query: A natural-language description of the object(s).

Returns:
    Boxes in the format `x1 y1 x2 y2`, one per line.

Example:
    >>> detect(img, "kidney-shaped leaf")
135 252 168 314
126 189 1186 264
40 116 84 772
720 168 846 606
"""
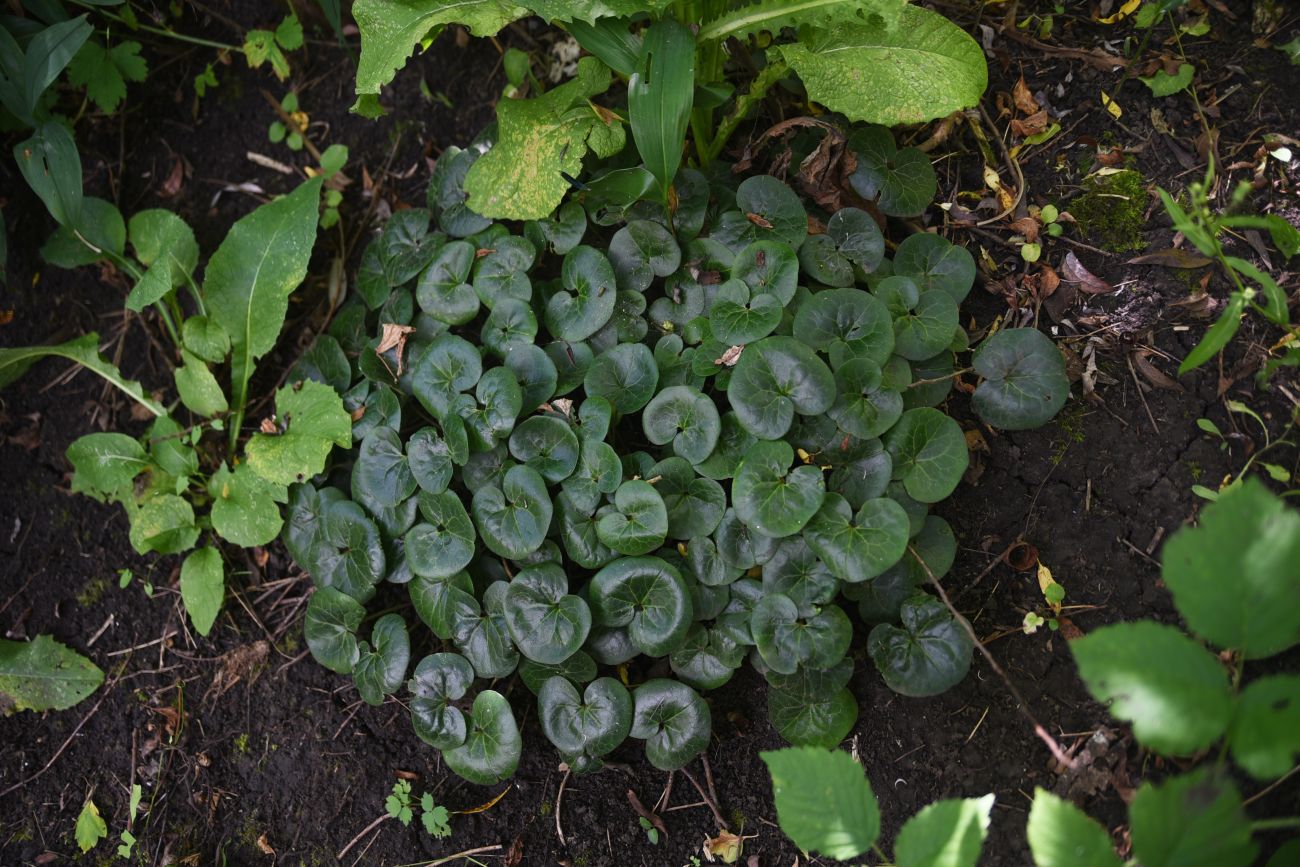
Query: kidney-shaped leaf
409 652 474 749
539 675 633 762
546 244 618 341
504 563 592 664
590 556 693 656
631 678 711 770
584 342 659 416
766 660 857 748
971 328 1069 430
868 594 972 696
642 385 722 465
883 408 968 504
847 126 938 218
733 440 825 539
443 689 523 785
596 480 669 556
751 594 851 675
728 336 835 440
804 494 909 583
304 586 366 674
472 465 553 560
354 613 410 706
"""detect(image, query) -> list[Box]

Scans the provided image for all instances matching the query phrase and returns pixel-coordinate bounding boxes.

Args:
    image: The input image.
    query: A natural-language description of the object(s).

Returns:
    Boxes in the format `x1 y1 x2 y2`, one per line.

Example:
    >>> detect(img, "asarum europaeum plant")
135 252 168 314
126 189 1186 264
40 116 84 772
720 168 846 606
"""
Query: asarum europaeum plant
287 131 1070 785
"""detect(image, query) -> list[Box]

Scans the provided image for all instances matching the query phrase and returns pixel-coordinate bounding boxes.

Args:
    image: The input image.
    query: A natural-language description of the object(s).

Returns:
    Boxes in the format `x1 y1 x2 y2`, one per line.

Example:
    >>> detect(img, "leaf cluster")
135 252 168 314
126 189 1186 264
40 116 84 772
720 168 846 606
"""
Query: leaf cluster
293 152 1069 783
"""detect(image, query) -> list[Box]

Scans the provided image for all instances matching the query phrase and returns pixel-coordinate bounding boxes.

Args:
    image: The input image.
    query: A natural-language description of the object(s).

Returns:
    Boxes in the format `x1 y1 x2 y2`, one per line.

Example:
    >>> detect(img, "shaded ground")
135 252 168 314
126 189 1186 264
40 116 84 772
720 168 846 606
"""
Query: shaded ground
2 3 1299 865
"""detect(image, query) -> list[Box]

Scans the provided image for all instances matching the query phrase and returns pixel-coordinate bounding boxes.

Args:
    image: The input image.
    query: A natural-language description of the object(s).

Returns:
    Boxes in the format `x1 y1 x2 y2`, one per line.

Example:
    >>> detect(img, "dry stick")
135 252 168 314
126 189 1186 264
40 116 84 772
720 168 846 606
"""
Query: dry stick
1127 354 1161 435
336 814 388 861
555 767 571 847
0 674 120 797
910 545 1076 771
680 766 730 832
955 537 1024 600
426 844 504 866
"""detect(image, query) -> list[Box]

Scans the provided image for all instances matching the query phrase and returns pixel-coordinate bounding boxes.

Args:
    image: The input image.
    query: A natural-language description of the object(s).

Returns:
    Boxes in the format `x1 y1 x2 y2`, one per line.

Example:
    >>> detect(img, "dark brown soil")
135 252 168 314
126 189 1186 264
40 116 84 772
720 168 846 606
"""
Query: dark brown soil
2 3 1299 866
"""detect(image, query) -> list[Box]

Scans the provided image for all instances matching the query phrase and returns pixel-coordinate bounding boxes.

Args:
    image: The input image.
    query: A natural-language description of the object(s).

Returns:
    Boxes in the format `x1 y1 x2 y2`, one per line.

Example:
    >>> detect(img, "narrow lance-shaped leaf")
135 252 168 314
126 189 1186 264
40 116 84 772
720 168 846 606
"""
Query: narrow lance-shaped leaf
0 333 164 416
628 20 694 205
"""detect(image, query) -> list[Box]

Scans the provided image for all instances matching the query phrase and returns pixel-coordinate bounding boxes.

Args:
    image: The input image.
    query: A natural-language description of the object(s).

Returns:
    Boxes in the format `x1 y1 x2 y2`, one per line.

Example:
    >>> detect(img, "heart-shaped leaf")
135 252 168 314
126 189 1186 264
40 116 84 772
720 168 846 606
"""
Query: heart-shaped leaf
351 426 417 507
763 536 839 613
642 385 722 465
406 491 476 579
452 583 520 679
971 328 1069 430
584 342 659 416
407 426 460 494
481 297 538 358
669 623 746 690
596 480 669 556
696 412 758 481
609 219 681 293
732 240 799 305
848 126 938 217
417 240 479 325
460 366 523 450
829 358 904 440
444 689 523 785
539 675 633 761
631 678 712 770
883 408 968 504
410 572 478 640
504 563 592 664
728 336 835 440
804 493 909 583
508 415 580 483
411 334 482 419
314 499 386 603
304 586 366 674
893 232 976 303
751 593 851 675
545 245 617 341
354 613 410 705
709 278 783 345
409 652 474 749
868 594 972 696
766 659 857 748
734 175 808 249
892 288 959 361
472 236 535 308
504 343 559 412
472 465 552 560
653 458 726 540
794 288 894 366
827 436 893 509
733 440 826 539
590 556 693 656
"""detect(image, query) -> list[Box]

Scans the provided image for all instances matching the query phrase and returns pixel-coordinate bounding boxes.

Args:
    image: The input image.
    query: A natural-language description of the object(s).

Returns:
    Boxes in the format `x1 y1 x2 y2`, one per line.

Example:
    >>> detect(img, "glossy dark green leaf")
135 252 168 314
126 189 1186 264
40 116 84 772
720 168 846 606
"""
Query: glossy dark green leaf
827 436 893 509
416 240 479 325
481 297 538 358
793 287 894 366
508 415 579 483
590 556 693 656
405 492 475 579
971 327 1069 430
561 438 623 513
732 440 825 539
411 334 482 419
584 342 659 416
715 507 778 570
868 594 972 696
314 499 386 602
504 563 592 664
631 678 711 770
767 659 857 748
893 288 958 361
408 652 473 749
546 245 618 341
669 623 746 690
353 613 410 705
685 537 741 587
735 175 807 249
763 537 839 613
883 408 968 503
829 357 904 440
472 465 552 560
893 233 976 303
752 594 851 675
804 493 909 583
597 480 669 555
407 427 455 494
352 426 417 507
453 583 519 679
290 335 351 393
539 675 633 760
473 235 536 308
558 491 619 569
710 278 783 345
654 458 726 540
443 690 523 785
731 240 799 305
410 571 478 640
848 125 938 217
461 367 523 450
728 336 835 440
546 339 593 397
304 586 365 674
609 219 682 293
525 200 588 255
428 146 493 238
904 351 955 410
642 385 721 465
518 651 598 695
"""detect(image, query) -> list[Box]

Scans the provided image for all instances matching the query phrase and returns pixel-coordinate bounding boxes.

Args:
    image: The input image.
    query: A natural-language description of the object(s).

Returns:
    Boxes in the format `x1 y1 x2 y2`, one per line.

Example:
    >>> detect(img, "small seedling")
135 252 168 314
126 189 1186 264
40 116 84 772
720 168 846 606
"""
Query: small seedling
117 784 143 858
74 797 107 853
269 92 307 151
638 815 660 845
385 780 453 838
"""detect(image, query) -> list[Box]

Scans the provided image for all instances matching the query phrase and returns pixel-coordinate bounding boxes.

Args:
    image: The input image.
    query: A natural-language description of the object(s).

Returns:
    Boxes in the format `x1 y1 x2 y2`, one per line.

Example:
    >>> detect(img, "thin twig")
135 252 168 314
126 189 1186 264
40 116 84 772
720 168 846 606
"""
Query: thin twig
911 545 1076 771
555 767 570 847
336 814 388 861
426 844 504 865
680 766 730 831
0 674 119 797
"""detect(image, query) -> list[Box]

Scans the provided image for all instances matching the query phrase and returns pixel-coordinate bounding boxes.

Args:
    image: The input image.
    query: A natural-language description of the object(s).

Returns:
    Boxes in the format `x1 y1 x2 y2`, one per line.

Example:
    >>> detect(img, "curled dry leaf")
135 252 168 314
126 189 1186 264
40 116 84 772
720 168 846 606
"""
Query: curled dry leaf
1013 76 1040 115
714 345 744 367
1011 110 1050 138
1060 252 1115 294
1008 216 1040 243
1131 349 1183 392
704 829 749 863
1126 248 1213 268
376 323 416 376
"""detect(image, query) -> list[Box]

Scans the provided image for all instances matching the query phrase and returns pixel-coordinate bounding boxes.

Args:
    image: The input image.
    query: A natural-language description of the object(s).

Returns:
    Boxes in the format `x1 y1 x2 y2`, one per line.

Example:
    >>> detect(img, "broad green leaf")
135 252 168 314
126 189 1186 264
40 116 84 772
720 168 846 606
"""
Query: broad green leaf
733 440 825 538
0 635 103 713
352 427 418 507
443 689 523 785
204 177 322 432
282 485 344 575
590 556 692 655
732 240 799 305
1129 770 1257 867
829 358 904 440
848 127 937 218
525 201 588 255
710 279 782 345
314 500 386 602
183 316 231 364
892 288 959 361
894 795 993 867
868 594 972 696
894 233 977 303
728 336 835 440
793 287 894 365
460 366 524 450
763 537 839 613
584 342 659 416
353 0 526 104
883 408 968 503
504 343 559 411
410 572 478 640
509 415 580 483
766 661 857 748
409 652 474 748
41 196 126 270
642 385 721 465
1228 674 1300 780
609 219 681 294
128 494 199 555
546 245 617 341
407 491 475 579
14 121 83 227
972 328 1069 430
1071 621 1232 755
128 209 198 293
631 678 710 770
66 433 148 502
752 594 850 675
734 175 807 249
0 333 163 416
562 438 623 513
473 236 536 309
519 651 598 695
539 675 633 760
417 240 479 325
654 458 726 540
596 480 669 555
504 563 592 664
696 412 756 481
471 464 552 559
1026 789 1122 867
775 5 986 127
1160 478 1300 658
412 333 483 419
762 746 880 860
669 623 745 690
804 494 909 583
628 20 694 203
180 547 224 637
715 507 778 570
354 613 410 705
209 463 287 547
827 436 893 510
465 57 624 220
246 380 352 486
1140 63 1194 97
453 583 520 679
428 146 494 236
174 350 228 417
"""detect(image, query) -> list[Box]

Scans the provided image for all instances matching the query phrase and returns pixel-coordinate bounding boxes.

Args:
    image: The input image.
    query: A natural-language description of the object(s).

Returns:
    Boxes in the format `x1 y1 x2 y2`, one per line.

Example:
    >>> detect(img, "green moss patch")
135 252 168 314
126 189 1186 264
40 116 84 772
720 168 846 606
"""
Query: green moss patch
1070 169 1147 252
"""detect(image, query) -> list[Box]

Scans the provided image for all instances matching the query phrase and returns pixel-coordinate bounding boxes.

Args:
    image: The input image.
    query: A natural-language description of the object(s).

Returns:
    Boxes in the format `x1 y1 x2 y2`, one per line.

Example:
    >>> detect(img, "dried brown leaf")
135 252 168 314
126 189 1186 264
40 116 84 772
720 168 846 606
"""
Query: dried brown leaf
1013 76 1040 115
1060 252 1115 294
1126 248 1213 268
376 323 416 376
